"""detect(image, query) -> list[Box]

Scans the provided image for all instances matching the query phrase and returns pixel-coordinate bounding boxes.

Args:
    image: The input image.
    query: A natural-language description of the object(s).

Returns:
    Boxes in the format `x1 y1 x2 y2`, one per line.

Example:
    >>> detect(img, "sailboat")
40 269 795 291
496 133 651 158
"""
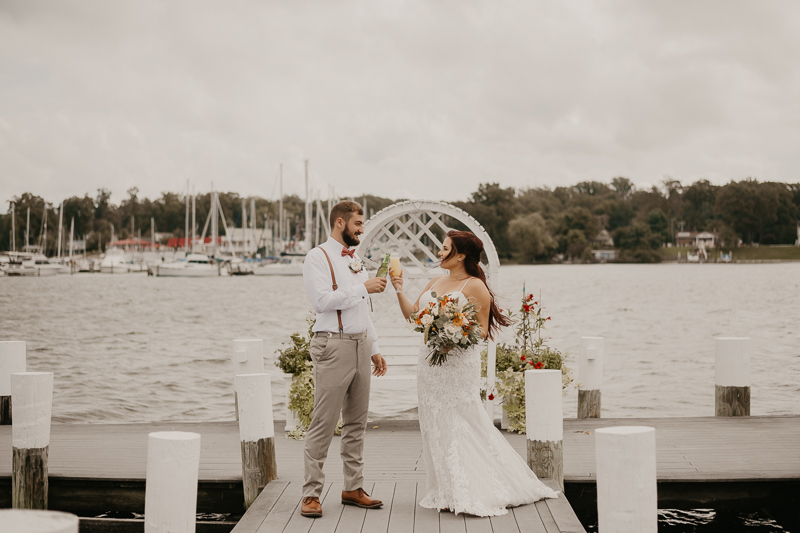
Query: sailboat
155 186 226 277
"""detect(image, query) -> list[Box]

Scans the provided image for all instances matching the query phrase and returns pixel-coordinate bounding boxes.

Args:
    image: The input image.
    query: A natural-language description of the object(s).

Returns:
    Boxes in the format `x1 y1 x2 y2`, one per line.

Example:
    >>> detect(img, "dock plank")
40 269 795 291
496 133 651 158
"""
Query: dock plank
230 481 289 533
361 481 397 533
283 483 333 533
464 514 492 533
387 482 416 533
534 500 560 533
256 482 301 533
414 481 439 533
438 510 465 533
487 507 519 533
542 480 586 533
335 482 374 533
512 504 548 533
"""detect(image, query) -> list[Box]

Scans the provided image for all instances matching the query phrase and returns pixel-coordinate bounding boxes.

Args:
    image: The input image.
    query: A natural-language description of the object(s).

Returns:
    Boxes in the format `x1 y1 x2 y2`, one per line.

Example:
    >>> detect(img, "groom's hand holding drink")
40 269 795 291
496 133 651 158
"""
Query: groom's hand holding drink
365 277 387 293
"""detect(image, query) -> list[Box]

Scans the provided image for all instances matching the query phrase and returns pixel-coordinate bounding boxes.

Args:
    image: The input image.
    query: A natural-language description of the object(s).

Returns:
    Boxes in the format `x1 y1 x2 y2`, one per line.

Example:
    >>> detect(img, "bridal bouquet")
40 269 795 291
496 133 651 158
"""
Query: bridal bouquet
410 292 482 366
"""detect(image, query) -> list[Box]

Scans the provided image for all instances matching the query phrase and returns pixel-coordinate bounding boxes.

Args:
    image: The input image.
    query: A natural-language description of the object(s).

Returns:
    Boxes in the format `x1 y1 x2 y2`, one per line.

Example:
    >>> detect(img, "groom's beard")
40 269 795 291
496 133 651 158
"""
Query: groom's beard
342 228 360 247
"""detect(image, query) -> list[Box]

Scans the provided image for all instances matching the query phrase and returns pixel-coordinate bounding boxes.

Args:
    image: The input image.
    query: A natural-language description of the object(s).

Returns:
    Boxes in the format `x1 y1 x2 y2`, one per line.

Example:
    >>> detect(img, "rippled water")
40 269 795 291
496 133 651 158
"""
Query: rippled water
1 263 799 423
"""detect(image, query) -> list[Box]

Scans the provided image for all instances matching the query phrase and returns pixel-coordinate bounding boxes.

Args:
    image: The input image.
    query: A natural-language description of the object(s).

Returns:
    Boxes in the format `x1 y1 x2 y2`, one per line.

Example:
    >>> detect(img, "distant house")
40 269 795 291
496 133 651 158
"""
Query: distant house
593 229 615 247
591 249 618 261
676 231 719 248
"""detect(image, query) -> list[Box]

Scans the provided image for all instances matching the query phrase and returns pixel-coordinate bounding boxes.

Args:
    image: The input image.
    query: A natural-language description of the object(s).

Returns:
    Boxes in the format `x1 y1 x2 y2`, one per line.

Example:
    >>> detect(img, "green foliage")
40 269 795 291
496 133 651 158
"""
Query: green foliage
507 213 557 262
481 288 575 434
276 332 312 376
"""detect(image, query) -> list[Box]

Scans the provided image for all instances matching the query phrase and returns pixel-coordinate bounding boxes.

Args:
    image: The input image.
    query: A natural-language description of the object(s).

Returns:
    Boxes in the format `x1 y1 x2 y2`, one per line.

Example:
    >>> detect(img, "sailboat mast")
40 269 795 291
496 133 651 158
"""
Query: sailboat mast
279 164 284 248
11 202 15 252
250 198 256 255
242 198 247 255
42 205 48 255
304 160 311 252
69 217 74 262
26 207 30 249
57 201 63 258
191 189 196 253
185 180 190 253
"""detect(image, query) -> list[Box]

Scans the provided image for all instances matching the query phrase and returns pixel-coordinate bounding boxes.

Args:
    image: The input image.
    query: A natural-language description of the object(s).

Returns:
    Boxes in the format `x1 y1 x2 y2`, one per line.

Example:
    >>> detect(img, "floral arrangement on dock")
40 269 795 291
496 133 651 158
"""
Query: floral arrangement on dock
481 285 575 434
275 314 342 440
410 292 482 366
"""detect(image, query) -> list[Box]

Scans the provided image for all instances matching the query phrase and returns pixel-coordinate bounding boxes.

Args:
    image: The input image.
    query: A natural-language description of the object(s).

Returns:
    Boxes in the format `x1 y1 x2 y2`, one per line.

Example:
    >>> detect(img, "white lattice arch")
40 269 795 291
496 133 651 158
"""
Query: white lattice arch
357 200 500 418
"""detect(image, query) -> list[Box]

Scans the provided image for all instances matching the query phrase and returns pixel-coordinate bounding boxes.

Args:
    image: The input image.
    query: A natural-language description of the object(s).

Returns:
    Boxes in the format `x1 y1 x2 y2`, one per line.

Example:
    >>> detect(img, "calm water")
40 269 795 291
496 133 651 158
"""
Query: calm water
1 263 798 423
2 263 798 532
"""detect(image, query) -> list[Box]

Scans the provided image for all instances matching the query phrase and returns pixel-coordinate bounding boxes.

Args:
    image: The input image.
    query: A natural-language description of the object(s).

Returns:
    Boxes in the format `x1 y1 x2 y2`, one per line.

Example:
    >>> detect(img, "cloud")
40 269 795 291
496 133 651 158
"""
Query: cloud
1 0 799 210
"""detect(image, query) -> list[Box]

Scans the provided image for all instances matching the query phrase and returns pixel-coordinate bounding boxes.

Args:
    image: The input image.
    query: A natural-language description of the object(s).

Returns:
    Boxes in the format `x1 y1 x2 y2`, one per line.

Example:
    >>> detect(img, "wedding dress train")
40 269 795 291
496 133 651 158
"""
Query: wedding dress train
416 289 558 516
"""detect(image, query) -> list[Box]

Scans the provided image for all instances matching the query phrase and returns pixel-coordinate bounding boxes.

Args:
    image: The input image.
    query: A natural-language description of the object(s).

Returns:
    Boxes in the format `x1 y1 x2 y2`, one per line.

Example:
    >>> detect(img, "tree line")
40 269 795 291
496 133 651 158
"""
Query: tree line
451 178 800 263
3 178 799 262
0 187 396 254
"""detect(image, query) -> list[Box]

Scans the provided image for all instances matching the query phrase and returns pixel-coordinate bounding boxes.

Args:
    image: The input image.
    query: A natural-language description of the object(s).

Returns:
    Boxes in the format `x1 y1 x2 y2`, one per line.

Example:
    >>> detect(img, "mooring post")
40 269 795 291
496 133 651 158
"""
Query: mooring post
11 372 54 509
715 337 750 416
0 509 79 532
231 339 265 421
145 431 201 533
283 373 299 433
595 426 657 533
525 369 564 491
0 341 27 425
235 373 278 509
578 336 603 418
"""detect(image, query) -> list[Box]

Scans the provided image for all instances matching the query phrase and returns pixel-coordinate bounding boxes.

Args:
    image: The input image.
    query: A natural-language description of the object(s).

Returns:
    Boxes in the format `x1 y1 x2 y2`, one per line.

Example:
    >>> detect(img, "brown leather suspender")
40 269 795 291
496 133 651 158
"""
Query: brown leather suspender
318 247 344 332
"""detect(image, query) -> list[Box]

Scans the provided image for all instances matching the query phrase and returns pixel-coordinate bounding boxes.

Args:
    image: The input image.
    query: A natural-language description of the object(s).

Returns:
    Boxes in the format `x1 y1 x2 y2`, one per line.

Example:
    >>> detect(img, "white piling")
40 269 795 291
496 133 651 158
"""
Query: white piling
144 431 201 533
0 510 79 533
525 369 564 490
11 372 54 509
283 373 299 433
595 426 657 533
235 373 278 509
0 341 26 425
715 337 751 416
231 339 265 421
578 336 603 418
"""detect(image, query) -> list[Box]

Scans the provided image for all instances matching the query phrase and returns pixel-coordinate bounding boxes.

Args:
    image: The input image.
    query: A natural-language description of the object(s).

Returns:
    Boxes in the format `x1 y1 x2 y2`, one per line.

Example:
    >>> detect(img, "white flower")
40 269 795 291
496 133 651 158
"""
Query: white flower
430 305 439 316
421 314 433 326
444 323 461 340
349 258 363 273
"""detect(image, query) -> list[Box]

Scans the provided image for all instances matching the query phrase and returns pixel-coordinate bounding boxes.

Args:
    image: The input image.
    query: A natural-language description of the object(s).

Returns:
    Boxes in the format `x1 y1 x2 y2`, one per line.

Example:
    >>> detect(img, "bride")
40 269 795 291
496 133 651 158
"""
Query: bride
391 230 557 517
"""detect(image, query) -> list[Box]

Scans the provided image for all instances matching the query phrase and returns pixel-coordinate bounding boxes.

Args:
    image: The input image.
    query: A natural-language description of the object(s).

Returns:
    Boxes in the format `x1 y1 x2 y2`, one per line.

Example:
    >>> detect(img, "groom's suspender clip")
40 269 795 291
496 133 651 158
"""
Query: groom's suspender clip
318 247 344 333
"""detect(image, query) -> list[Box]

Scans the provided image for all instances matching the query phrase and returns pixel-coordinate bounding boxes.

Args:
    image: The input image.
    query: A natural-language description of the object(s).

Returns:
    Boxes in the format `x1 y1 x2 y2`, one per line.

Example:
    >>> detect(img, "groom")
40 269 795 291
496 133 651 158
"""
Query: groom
300 200 388 518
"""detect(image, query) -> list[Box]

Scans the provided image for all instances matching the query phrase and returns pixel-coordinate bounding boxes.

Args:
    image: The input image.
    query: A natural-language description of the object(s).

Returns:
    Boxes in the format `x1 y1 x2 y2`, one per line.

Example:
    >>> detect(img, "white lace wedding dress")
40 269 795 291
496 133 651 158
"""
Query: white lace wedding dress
416 286 558 516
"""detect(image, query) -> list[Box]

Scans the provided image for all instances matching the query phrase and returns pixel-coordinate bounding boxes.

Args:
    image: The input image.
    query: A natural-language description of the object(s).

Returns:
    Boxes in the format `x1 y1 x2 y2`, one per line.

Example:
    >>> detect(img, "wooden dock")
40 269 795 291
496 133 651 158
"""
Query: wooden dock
1 415 798 531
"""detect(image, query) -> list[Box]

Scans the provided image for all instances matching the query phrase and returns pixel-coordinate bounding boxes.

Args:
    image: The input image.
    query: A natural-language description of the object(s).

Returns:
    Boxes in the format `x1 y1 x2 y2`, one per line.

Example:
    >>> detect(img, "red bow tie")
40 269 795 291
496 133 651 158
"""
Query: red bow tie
342 248 355 258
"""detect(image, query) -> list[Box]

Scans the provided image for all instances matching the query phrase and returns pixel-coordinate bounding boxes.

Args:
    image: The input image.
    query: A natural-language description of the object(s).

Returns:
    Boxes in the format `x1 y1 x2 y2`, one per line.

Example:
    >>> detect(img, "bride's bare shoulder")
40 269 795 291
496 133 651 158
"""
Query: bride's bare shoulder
464 278 491 301
422 275 444 291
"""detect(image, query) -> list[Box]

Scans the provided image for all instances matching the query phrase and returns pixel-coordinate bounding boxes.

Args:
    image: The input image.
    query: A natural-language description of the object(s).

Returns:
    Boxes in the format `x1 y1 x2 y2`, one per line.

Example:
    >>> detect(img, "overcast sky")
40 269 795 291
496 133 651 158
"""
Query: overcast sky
2 1 799 209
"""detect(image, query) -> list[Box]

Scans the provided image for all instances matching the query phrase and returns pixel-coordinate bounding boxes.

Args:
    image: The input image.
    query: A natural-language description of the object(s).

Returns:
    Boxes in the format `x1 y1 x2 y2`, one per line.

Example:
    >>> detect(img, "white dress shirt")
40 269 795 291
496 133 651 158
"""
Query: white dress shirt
303 237 380 356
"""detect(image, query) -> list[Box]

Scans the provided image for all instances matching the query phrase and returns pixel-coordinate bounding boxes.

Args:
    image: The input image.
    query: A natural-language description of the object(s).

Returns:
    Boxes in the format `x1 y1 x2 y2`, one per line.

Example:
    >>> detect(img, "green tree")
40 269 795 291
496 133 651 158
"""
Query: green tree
455 183 516 258
646 208 670 244
507 213 557 262
611 177 634 200
682 179 717 231
613 223 662 263
564 229 588 260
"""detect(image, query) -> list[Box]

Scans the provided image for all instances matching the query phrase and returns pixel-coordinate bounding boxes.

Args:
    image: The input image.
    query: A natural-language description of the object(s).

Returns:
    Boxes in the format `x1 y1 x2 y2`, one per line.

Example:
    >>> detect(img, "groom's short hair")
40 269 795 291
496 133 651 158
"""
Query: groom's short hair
329 201 364 228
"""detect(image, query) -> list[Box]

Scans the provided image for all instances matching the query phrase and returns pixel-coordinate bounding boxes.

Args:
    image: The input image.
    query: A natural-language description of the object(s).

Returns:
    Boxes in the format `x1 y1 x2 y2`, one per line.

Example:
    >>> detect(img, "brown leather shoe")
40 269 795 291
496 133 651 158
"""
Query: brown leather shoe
301 496 322 518
342 488 383 509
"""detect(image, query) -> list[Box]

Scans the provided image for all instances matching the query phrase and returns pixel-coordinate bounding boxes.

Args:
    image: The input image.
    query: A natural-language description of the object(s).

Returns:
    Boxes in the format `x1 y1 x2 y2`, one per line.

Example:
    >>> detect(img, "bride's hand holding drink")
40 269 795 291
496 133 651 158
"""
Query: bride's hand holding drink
390 269 404 293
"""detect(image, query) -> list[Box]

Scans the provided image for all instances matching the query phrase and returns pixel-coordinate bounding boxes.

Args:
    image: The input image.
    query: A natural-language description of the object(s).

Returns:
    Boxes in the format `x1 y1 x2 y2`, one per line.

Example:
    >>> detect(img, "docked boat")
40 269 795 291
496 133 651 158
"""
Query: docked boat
252 258 304 276
154 253 222 277
4 254 61 277
100 249 146 274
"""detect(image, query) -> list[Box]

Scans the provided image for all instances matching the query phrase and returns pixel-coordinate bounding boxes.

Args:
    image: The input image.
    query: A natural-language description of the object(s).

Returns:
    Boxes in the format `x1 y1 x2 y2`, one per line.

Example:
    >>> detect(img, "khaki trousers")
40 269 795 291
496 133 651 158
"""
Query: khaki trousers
303 331 372 498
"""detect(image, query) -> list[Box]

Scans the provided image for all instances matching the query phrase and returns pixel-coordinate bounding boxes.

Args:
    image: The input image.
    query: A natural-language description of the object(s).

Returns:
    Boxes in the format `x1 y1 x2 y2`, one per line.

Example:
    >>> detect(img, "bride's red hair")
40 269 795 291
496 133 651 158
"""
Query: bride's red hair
444 230 511 340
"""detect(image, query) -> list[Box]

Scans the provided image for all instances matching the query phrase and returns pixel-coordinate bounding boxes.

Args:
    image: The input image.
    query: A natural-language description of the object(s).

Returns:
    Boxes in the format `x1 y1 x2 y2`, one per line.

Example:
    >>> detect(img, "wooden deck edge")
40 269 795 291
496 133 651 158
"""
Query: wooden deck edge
78 517 237 533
